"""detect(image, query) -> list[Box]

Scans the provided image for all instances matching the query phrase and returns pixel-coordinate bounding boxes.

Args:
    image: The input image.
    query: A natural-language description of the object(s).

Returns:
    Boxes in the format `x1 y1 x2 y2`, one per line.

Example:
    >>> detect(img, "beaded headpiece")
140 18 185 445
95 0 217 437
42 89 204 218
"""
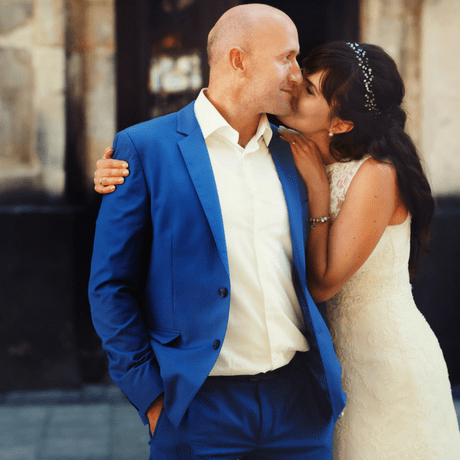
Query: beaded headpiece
346 42 380 115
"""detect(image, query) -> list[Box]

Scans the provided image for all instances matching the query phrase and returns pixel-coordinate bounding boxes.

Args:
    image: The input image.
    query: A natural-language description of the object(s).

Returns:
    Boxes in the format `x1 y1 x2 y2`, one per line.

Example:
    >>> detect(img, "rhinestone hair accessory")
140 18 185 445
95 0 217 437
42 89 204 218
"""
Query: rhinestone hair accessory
346 42 380 115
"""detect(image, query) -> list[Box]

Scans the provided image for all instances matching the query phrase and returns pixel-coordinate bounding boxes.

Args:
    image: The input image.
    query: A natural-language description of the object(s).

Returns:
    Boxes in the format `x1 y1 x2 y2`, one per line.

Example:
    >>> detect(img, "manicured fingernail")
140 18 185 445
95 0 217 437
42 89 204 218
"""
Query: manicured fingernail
118 178 124 183
122 163 128 168
110 186 115 191
122 170 129 175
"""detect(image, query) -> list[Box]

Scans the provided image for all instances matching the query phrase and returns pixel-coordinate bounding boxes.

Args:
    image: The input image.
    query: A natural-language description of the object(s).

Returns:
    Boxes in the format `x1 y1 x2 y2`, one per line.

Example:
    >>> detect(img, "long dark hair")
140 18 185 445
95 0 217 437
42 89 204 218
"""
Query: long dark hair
302 42 434 277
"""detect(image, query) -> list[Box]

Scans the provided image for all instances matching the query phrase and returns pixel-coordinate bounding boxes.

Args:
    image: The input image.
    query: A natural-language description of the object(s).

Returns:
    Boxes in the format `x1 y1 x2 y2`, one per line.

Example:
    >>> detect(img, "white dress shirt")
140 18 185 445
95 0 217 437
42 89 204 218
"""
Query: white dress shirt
194 90 309 376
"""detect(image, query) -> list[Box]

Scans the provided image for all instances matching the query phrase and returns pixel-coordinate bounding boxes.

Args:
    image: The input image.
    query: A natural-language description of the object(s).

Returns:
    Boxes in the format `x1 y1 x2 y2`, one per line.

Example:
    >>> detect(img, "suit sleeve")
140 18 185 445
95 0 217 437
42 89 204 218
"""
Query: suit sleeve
88 131 162 425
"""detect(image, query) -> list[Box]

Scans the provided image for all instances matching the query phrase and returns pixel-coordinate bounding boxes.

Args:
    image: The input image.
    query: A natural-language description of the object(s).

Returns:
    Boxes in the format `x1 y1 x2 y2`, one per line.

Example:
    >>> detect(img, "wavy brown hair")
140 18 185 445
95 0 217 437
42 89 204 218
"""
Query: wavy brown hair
302 42 434 277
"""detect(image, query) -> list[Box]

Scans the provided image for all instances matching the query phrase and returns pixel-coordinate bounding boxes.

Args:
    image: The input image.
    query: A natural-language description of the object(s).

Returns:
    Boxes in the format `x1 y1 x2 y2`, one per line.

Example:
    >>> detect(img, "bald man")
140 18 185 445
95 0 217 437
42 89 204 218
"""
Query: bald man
89 4 345 459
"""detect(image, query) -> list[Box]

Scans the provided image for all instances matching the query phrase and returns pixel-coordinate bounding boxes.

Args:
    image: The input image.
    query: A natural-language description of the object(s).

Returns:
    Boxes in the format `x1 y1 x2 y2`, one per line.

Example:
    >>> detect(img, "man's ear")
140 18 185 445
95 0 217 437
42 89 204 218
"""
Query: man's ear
229 47 246 71
330 117 354 134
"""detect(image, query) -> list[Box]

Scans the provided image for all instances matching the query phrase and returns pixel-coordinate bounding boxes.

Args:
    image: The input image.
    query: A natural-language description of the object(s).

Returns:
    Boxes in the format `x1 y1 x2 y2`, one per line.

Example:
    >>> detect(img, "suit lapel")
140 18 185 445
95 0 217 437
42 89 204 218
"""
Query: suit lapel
177 103 229 276
270 131 308 285
270 131 321 335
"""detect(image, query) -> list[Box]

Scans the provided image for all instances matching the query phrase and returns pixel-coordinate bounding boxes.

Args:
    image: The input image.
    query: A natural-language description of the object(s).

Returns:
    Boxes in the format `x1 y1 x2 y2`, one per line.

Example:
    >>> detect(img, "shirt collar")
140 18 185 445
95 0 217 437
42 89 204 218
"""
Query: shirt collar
194 89 273 148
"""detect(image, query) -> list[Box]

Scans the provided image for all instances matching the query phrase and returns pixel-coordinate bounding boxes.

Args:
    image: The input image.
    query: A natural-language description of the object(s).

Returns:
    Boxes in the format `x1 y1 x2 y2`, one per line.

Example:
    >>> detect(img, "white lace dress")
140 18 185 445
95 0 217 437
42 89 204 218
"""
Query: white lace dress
325 156 460 460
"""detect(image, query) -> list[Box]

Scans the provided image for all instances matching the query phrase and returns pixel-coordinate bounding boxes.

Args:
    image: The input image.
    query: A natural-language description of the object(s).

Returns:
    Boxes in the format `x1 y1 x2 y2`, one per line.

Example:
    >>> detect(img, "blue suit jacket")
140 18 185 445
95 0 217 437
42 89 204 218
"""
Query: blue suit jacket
88 101 345 428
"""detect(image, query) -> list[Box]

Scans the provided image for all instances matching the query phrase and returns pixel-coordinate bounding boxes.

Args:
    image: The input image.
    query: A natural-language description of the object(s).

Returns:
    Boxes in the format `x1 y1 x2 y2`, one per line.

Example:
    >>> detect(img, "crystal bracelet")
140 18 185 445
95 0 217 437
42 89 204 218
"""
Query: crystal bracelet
309 216 330 229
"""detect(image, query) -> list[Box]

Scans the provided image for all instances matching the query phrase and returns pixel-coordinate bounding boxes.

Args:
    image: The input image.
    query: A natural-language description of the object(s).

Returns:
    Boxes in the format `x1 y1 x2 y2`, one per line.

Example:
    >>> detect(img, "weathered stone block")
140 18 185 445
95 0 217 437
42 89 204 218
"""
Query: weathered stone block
0 47 34 170
34 0 64 46
86 2 115 51
0 0 33 35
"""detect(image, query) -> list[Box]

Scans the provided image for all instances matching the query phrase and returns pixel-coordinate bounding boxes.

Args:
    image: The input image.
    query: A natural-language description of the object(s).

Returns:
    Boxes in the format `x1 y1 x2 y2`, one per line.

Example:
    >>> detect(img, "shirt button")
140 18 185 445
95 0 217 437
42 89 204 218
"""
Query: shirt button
213 340 221 350
218 288 228 298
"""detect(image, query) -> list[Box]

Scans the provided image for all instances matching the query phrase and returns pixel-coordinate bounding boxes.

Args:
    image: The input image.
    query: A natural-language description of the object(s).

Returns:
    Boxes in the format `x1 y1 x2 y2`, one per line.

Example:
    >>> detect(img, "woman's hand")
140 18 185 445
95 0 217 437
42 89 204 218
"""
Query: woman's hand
279 127 327 184
279 126 330 215
94 147 130 194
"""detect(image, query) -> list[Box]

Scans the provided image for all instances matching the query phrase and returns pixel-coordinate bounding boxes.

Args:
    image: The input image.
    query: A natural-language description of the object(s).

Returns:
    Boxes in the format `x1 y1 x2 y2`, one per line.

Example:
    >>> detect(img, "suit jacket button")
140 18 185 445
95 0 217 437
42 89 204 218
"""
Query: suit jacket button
213 340 221 350
218 288 228 298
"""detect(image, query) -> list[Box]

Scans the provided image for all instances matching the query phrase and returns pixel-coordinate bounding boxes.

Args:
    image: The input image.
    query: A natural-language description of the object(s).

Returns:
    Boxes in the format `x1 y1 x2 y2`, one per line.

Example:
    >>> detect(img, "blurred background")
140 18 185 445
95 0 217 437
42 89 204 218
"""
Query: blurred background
0 0 459 395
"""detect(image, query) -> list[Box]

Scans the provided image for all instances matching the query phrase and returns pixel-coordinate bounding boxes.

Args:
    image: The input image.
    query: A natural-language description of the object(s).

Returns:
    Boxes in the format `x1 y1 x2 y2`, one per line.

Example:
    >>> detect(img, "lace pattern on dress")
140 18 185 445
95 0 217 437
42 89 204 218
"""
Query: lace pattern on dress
325 155 371 221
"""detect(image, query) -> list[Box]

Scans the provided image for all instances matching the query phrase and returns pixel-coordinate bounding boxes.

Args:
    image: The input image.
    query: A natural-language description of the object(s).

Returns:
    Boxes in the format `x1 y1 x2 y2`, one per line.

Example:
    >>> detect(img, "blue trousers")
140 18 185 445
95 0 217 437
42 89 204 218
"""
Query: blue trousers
149 353 334 459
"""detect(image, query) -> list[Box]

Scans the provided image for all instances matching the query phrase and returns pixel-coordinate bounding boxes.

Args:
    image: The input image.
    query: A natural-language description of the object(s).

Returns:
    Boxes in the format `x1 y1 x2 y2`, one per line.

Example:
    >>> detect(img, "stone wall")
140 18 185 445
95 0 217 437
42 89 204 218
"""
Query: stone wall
0 0 65 200
421 0 460 196
0 0 115 202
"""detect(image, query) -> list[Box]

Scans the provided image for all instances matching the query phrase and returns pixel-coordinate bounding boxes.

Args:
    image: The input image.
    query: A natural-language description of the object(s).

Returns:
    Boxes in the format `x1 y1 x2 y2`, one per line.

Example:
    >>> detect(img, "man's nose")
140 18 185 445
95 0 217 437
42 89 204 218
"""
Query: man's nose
289 60 303 86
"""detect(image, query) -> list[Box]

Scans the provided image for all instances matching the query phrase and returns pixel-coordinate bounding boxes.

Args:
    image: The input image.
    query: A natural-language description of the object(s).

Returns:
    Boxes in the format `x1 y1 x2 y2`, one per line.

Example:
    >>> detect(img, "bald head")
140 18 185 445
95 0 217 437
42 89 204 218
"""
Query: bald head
205 3 301 130
207 4 295 66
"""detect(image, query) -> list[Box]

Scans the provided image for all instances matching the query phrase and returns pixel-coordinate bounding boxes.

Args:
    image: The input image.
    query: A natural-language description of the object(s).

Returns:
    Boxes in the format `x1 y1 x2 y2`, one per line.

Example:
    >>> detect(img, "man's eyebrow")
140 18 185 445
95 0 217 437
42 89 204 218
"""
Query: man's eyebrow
284 49 298 56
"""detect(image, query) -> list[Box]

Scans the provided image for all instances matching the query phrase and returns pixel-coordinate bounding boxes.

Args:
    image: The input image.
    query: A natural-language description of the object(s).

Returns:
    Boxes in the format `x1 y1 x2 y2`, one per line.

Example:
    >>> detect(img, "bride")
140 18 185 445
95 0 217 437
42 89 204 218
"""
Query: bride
93 41 460 459
278 41 460 459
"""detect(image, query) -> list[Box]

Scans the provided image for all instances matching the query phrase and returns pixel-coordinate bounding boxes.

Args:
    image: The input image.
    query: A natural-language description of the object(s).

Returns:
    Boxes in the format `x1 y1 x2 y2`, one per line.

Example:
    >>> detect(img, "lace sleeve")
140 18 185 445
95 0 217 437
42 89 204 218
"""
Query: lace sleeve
326 155 371 220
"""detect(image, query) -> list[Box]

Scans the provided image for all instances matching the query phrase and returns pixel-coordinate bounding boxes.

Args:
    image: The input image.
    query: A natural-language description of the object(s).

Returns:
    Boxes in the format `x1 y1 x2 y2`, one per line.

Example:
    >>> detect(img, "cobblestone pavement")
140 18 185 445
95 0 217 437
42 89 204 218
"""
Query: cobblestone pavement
0 385 149 460
1 384 459 460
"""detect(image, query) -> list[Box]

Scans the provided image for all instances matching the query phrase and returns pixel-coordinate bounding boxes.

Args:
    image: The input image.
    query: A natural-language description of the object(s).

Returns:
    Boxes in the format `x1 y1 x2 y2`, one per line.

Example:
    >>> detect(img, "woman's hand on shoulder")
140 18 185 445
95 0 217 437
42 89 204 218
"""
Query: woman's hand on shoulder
279 126 330 217
279 126 327 189
94 147 130 194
